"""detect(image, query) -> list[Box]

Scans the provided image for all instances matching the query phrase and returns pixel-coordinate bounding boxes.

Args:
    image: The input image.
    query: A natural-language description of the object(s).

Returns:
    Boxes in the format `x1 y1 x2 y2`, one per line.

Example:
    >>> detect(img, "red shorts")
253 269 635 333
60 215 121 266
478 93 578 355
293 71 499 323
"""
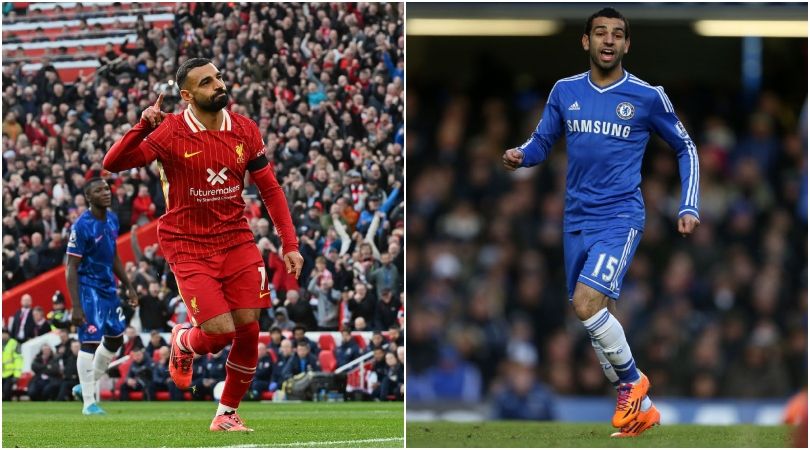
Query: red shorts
170 241 268 327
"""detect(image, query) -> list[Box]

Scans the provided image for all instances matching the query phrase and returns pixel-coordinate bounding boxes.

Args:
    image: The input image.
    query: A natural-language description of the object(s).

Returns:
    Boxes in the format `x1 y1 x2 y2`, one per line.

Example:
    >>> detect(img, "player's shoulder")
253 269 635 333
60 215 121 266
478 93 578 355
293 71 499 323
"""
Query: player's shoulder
227 109 259 130
548 71 590 97
625 72 674 108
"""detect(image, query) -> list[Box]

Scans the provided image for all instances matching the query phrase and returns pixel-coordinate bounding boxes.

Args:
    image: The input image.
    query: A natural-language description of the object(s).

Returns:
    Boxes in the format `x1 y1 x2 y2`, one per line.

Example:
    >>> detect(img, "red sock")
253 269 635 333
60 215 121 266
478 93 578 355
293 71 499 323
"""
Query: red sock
219 321 259 409
181 327 235 355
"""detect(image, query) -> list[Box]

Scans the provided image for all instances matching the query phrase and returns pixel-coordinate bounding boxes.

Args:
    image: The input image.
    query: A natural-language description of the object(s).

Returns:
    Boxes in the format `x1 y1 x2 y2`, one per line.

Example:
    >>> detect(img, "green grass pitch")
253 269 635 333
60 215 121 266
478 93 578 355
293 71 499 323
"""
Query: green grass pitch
3 401 403 448
406 421 792 447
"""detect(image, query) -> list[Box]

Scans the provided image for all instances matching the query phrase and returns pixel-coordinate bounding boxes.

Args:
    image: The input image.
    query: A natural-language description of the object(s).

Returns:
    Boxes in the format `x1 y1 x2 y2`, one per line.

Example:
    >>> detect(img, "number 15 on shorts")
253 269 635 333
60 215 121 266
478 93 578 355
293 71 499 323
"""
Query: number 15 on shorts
592 253 618 282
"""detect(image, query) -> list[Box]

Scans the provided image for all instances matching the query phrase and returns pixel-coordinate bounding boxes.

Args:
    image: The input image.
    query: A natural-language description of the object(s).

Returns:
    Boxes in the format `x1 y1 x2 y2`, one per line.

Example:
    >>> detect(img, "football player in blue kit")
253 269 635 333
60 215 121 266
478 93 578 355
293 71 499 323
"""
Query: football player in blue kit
66 178 139 414
503 8 700 438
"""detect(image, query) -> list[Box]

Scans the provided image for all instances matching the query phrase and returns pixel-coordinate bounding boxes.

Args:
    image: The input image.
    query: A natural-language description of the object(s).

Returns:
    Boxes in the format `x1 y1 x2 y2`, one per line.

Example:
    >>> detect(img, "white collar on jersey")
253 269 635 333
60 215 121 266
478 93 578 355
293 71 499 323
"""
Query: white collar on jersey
587 70 628 94
183 106 232 133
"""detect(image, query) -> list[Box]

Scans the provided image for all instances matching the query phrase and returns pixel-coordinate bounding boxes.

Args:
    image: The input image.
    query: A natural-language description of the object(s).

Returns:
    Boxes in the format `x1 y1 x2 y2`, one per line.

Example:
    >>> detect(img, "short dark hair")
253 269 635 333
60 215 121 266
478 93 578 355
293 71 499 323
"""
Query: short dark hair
83 177 107 196
296 340 310 348
585 8 630 39
176 57 212 89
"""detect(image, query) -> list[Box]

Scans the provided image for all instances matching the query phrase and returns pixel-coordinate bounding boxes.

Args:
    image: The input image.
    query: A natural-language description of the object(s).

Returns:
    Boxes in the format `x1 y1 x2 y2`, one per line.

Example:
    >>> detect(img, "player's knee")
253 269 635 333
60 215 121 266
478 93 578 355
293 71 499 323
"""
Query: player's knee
102 335 124 352
571 296 602 321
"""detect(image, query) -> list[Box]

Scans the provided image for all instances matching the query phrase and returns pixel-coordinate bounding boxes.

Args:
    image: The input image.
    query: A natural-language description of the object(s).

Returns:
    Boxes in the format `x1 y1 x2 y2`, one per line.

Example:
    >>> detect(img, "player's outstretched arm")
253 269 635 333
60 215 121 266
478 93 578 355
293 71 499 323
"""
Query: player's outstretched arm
102 94 166 173
65 255 85 326
247 156 303 279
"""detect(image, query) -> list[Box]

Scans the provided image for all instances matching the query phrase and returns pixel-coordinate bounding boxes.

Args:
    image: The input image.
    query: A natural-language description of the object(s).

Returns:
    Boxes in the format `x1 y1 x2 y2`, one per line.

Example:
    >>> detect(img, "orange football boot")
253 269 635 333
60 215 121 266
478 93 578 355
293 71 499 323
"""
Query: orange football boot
612 371 650 428
169 324 194 390
611 403 660 438
210 412 254 432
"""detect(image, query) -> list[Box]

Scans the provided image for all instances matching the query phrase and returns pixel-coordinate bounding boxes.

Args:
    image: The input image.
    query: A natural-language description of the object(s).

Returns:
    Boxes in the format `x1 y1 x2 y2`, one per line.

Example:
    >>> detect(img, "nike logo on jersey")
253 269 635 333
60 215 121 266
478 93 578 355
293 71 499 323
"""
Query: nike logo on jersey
184 151 202 158
259 291 271 298
569 101 581 111
95 235 104 243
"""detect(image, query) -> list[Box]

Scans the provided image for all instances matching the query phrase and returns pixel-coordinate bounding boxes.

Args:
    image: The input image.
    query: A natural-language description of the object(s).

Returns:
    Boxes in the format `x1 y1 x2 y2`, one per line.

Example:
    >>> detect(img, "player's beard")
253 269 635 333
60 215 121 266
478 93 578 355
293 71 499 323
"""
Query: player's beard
196 90 229 112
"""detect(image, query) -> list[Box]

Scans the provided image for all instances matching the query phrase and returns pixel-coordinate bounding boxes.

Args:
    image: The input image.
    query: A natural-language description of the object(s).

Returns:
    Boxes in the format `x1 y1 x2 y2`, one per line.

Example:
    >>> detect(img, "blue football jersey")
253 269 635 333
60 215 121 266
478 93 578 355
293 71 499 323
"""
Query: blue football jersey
519 70 700 232
66 210 119 293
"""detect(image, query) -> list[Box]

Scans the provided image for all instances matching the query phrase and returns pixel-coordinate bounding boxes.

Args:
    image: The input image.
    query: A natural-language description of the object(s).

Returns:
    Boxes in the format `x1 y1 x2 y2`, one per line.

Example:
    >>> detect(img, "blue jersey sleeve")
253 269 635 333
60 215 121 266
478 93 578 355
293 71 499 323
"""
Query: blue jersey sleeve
648 87 700 219
519 84 564 167
66 221 87 258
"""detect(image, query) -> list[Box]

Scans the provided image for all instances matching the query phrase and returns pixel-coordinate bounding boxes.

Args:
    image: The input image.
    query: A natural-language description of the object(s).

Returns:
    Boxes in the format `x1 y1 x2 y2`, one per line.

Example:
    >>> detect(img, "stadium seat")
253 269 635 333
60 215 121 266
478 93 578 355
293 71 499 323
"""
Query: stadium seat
318 334 336 352
128 391 144 401
113 358 133 397
319 350 337 373
352 334 367 350
260 391 274 400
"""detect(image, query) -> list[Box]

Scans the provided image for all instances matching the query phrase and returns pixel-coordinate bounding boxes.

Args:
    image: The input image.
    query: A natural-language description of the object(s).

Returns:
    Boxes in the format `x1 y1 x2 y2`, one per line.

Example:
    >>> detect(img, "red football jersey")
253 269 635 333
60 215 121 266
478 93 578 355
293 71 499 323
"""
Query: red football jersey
139 107 267 263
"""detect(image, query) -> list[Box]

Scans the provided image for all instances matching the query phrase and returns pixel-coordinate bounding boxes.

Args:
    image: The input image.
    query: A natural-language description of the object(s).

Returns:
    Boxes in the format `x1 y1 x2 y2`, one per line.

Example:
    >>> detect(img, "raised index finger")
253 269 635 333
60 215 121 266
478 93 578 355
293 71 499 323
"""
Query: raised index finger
155 93 164 110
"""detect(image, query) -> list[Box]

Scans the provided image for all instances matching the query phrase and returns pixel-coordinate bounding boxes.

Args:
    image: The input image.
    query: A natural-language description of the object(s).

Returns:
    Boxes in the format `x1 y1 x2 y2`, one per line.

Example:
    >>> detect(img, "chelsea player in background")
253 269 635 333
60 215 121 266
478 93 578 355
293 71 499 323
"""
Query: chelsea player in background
503 8 700 438
66 178 139 415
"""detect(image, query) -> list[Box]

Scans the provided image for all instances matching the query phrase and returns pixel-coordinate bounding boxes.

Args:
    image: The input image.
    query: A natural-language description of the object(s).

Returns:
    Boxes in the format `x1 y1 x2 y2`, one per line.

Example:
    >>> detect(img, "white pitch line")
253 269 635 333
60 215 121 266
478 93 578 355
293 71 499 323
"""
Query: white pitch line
200 437 404 448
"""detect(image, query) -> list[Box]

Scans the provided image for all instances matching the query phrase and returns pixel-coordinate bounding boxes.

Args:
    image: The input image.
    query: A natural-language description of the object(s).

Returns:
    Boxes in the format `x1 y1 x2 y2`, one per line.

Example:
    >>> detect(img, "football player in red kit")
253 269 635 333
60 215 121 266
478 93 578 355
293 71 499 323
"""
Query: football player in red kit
103 58 303 432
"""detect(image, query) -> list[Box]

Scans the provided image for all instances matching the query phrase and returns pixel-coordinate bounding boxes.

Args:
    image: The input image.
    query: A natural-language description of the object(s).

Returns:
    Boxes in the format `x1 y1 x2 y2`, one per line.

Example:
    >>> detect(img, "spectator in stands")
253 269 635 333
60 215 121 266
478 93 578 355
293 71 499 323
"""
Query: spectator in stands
272 307 296 332
369 346 388 398
144 330 168 357
150 346 184 401
370 331 387 351
388 325 403 347
192 349 227 401
28 343 61 401
284 289 317 332
57 340 80 401
272 339 294 386
373 288 400 332
354 316 369 332
336 328 362 367
268 326 283 354
379 351 404 401
368 251 401 300
46 291 71 331
119 326 144 357
119 347 153 401
348 281 376 327
291 325 318 355
283 340 320 381
9 294 34 343
29 306 51 338
138 282 169 332
491 359 555 421
2 329 23 401
250 342 274 399
130 185 155 226
307 271 341 331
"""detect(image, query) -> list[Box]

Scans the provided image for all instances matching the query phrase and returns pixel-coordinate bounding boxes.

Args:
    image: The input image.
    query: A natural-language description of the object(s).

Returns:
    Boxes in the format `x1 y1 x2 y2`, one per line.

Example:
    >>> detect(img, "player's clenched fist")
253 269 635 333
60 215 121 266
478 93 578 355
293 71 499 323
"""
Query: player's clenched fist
283 251 305 279
141 93 167 129
502 148 524 171
677 213 700 237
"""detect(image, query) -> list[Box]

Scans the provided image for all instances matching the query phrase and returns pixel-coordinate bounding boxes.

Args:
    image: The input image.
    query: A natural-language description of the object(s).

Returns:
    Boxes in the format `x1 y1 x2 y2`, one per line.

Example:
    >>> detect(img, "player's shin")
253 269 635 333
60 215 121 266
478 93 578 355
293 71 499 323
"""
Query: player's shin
77 349 97 407
582 307 639 384
93 337 121 381
218 321 259 414
181 327 236 355
592 338 652 411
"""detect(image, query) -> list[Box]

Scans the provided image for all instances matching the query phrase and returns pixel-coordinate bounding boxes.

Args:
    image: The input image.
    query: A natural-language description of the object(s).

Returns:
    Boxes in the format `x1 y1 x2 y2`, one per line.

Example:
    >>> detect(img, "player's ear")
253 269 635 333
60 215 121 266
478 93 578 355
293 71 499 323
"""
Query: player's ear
624 38 630 54
179 88 193 104
581 34 590 51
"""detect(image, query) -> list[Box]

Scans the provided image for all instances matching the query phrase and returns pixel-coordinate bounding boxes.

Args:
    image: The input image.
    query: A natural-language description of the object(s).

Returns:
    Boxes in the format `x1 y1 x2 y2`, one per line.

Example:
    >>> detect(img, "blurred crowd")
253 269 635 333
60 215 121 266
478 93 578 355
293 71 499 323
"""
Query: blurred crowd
407 68 807 410
3 321 404 402
2 3 404 337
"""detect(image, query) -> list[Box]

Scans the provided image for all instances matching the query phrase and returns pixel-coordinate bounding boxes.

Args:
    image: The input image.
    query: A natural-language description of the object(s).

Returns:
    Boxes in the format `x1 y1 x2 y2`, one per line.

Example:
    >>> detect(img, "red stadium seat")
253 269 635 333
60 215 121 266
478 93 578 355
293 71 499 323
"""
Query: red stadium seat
128 391 143 401
113 358 133 395
318 334 336 352
155 391 170 401
13 372 33 398
319 350 337 373
260 391 274 400
352 334 367 350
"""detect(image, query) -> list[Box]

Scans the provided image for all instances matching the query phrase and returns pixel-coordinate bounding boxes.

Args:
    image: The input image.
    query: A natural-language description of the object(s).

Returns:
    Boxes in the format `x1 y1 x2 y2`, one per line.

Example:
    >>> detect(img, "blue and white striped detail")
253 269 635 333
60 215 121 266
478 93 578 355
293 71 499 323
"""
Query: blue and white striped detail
610 228 639 292
584 309 611 334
